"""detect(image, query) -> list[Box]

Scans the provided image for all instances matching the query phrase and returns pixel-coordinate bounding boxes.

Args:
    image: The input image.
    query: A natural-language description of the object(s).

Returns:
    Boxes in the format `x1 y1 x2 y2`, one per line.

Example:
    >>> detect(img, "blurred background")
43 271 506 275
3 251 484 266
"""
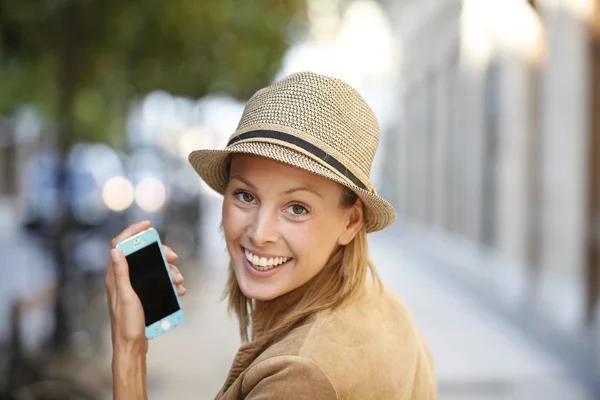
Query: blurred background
0 0 599 399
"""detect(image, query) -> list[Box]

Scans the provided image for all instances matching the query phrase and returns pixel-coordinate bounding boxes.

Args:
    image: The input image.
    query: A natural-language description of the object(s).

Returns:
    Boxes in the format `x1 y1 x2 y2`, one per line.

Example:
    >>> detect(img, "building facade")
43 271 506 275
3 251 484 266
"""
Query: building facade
378 0 599 355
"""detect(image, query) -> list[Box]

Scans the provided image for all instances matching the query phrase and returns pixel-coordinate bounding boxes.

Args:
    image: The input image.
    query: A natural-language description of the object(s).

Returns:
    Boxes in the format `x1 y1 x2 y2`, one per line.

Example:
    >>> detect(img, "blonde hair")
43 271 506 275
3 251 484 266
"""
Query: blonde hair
223 185 382 343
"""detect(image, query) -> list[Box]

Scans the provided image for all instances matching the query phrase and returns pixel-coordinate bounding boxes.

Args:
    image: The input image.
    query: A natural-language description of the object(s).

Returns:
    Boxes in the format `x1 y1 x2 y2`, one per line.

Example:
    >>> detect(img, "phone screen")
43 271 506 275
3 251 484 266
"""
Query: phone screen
126 242 180 327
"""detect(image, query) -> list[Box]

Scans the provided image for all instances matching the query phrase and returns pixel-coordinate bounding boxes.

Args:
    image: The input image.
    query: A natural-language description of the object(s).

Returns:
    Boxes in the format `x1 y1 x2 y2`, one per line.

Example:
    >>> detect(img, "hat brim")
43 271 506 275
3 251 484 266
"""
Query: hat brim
188 142 396 233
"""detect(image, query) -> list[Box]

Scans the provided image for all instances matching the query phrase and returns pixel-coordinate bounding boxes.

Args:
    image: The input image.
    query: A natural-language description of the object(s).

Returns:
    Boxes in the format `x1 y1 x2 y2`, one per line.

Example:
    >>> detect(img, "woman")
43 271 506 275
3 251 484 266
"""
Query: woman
106 72 437 399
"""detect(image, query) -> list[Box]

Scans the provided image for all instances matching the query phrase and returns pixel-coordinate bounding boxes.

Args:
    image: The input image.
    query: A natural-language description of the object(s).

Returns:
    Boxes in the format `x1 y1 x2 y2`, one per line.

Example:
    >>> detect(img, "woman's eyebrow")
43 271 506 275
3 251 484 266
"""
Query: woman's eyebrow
282 186 322 198
231 175 256 189
232 175 322 198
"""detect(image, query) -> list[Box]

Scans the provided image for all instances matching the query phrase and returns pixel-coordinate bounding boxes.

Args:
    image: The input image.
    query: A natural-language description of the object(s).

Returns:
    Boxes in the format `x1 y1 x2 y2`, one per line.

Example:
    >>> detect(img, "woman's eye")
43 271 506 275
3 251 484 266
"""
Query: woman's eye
234 191 255 203
288 204 308 216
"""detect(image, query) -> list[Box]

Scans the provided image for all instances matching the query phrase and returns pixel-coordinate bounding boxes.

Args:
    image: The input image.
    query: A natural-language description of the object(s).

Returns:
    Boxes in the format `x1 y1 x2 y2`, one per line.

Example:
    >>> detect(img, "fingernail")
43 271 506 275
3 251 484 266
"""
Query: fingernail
138 220 150 227
110 249 120 263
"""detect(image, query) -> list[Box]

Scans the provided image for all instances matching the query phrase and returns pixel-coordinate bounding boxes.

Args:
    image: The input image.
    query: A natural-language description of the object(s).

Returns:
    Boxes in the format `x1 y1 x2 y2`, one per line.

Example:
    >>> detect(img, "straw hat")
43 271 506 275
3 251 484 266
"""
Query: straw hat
188 71 396 232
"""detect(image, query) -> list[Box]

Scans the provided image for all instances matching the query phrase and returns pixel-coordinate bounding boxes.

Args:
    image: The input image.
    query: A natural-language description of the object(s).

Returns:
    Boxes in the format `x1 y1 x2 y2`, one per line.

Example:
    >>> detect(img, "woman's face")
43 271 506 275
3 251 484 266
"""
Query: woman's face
222 154 363 301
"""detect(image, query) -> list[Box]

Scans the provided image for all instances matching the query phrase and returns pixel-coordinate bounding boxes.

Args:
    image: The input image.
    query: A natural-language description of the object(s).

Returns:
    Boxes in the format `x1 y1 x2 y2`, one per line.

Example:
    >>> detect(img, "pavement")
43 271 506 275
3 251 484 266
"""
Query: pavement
2 195 597 399
370 233 596 400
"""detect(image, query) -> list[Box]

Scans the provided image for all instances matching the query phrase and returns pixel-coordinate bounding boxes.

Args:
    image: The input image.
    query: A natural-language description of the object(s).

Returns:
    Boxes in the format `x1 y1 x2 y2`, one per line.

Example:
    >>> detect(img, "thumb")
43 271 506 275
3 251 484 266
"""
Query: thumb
110 249 133 296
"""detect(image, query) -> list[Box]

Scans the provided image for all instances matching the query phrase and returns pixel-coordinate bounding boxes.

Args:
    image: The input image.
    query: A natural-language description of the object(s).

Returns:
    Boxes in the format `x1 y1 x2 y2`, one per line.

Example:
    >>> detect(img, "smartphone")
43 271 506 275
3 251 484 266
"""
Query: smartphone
115 227 185 339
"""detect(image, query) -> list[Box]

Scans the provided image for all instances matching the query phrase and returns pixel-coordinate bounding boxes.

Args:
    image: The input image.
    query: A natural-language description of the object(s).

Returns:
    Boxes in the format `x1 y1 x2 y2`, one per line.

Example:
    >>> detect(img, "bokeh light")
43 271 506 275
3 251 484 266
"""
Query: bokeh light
135 177 167 212
102 176 135 212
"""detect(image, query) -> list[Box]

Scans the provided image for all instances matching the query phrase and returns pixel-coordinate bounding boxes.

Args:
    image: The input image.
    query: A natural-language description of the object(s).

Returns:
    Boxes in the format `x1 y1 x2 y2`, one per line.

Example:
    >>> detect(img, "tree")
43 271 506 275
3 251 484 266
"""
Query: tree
0 0 305 349
0 0 305 142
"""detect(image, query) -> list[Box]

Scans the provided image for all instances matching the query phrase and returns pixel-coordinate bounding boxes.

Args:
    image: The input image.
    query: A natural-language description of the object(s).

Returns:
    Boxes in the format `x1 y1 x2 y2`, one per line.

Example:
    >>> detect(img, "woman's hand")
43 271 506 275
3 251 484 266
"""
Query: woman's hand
105 221 186 399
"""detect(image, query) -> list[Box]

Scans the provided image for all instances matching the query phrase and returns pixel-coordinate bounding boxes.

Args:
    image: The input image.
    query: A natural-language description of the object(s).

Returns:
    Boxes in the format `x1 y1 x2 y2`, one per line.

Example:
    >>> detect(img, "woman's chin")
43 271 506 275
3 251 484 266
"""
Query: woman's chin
236 276 283 301
249 292 279 301
232 260 285 300
239 283 282 301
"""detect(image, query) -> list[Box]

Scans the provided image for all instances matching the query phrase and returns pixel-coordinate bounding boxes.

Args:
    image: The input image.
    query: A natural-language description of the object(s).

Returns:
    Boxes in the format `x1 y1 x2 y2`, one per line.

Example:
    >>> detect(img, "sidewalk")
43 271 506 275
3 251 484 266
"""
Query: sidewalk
144 266 240 399
369 231 596 400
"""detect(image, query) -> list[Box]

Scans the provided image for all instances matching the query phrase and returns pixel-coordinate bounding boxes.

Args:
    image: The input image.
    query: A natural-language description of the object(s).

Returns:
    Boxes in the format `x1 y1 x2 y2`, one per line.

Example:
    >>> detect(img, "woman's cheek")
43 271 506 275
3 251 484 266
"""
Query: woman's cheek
283 219 321 251
297 220 337 256
222 201 247 238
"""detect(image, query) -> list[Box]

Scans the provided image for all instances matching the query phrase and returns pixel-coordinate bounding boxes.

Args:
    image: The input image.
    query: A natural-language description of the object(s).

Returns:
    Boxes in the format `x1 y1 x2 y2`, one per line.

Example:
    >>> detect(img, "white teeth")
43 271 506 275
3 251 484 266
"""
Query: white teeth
244 248 291 271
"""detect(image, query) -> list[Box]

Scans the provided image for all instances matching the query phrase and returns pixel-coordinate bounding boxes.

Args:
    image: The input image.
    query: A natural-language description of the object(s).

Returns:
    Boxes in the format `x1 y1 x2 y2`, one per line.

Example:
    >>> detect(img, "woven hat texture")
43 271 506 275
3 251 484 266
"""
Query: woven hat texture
188 71 396 232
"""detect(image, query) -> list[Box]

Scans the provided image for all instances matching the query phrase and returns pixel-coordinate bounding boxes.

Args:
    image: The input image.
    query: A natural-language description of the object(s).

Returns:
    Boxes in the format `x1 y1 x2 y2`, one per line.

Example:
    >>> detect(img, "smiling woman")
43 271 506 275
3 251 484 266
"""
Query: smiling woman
225 155 362 287
222 155 375 335
106 71 438 400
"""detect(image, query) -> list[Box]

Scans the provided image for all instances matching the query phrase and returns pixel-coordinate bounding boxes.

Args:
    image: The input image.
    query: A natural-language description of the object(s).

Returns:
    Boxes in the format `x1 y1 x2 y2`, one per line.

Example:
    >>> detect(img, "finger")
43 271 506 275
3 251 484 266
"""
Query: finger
177 285 187 297
169 264 184 285
111 220 151 247
105 249 118 307
106 261 119 311
162 245 179 263
105 261 116 300
110 249 135 299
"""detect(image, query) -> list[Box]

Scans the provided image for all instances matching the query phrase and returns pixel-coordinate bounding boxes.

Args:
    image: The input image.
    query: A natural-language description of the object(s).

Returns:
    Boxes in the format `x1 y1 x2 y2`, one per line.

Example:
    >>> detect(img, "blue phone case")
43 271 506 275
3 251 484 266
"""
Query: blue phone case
115 227 185 339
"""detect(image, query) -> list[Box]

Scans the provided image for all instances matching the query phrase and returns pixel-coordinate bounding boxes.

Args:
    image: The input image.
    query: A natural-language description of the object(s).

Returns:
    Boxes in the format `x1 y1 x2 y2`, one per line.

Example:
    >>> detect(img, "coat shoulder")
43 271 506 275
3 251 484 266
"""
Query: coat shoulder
250 282 437 399
242 355 339 399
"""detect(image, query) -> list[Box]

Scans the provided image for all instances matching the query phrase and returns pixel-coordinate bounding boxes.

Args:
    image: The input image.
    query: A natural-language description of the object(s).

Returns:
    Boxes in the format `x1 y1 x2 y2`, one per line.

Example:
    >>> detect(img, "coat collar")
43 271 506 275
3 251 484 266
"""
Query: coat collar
219 255 348 396
219 277 314 395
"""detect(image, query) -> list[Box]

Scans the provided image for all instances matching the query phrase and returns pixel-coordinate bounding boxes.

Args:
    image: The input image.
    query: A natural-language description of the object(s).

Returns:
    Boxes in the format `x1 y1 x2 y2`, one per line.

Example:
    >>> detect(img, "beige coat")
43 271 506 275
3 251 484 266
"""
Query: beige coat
215 280 438 399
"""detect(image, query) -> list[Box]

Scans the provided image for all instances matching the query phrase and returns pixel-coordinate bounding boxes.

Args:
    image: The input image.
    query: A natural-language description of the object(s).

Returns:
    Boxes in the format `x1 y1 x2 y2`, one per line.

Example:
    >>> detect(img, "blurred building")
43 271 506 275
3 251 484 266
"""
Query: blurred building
378 0 599 374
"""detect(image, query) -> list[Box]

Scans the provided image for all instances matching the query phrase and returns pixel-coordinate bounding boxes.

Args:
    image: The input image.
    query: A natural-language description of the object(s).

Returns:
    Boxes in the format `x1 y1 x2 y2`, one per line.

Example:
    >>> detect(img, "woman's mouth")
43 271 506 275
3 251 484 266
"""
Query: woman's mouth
243 247 292 272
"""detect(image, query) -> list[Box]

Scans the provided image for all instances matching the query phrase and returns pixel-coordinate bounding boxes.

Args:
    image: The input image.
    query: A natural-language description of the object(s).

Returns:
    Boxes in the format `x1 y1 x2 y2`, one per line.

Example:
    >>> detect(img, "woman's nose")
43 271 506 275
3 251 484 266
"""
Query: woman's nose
247 208 279 246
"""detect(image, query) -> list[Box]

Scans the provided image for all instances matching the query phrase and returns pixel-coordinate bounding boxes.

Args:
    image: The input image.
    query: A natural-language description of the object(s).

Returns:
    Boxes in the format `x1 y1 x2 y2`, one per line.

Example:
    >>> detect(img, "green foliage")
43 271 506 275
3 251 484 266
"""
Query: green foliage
0 0 305 143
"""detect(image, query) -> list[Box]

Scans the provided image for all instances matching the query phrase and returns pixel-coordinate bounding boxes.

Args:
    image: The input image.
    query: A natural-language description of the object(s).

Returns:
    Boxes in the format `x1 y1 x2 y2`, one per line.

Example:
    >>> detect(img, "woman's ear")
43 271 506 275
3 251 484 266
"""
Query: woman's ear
337 199 364 246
